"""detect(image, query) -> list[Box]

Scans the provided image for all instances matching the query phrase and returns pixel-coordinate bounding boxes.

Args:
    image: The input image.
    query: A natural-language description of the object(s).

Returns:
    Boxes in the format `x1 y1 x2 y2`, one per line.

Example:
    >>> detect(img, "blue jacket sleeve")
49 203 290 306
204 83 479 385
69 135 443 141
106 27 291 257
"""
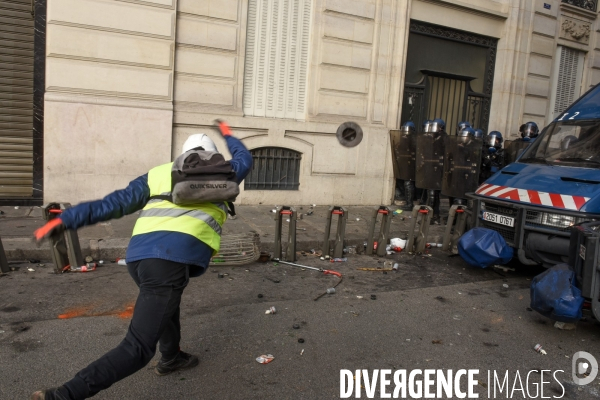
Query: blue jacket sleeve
225 135 253 183
59 174 150 230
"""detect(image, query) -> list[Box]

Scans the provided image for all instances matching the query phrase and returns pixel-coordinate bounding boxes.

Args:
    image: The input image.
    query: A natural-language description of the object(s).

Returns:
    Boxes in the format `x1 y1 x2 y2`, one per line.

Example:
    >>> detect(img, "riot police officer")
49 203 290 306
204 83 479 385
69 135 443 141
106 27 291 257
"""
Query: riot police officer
427 118 446 224
479 130 505 184
519 121 539 142
457 121 471 135
395 121 417 211
446 126 476 206
473 129 484 139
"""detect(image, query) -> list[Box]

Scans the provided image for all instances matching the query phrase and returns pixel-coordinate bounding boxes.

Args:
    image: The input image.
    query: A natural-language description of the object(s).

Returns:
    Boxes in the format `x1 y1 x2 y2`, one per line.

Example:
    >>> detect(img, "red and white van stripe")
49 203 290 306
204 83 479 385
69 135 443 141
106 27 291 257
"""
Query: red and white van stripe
475 184 590 211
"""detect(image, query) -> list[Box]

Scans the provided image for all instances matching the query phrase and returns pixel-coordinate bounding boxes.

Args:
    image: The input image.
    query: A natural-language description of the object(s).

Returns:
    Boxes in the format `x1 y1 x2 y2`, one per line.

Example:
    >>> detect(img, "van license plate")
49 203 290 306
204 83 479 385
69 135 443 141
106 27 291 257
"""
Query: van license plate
482 212 514 227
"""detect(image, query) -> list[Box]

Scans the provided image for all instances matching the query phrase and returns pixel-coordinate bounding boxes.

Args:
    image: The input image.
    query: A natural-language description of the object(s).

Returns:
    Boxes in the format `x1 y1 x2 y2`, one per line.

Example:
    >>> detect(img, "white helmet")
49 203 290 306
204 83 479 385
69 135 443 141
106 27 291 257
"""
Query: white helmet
182 133 218 154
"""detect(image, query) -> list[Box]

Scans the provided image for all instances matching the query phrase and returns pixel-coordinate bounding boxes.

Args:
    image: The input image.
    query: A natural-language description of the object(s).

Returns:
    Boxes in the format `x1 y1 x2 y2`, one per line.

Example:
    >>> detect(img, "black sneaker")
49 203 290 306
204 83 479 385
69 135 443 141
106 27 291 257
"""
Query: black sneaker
155 351 199 376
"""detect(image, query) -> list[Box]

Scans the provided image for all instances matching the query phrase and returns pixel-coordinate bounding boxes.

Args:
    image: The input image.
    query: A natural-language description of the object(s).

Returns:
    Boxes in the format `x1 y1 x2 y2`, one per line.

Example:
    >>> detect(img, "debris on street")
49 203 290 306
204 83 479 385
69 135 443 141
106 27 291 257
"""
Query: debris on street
256 354 274 364
533 344 547 355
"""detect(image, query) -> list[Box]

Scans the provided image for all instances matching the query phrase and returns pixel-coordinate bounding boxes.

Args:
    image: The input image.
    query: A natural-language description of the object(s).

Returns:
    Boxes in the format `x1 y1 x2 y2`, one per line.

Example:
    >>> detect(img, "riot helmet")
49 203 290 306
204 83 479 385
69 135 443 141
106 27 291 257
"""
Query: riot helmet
485 131 503 153
400 121 416 134
457 121 471 135
430 118 446 134
457 127 475 142
560 135 579 152
520 122 539 141
422 120 433 133
473 129 484 139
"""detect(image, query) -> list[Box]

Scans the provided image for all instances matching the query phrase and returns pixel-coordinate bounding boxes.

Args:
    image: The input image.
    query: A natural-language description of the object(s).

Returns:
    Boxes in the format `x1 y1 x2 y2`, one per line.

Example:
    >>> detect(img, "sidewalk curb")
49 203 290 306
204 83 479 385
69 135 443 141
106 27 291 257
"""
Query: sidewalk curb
2 237 369 262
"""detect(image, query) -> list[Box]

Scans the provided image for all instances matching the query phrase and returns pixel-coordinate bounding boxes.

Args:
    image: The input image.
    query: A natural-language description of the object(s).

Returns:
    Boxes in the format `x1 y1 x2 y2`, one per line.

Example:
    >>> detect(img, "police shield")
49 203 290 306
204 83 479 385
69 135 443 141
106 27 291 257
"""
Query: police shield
416 133 445 190
504 140 530 165
441 136 483 199
390 130 416 181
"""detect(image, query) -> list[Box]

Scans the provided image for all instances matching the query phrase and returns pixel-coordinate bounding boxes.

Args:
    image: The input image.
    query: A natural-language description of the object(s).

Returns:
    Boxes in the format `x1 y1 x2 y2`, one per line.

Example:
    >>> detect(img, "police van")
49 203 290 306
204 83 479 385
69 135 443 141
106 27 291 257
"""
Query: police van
469 84 600 318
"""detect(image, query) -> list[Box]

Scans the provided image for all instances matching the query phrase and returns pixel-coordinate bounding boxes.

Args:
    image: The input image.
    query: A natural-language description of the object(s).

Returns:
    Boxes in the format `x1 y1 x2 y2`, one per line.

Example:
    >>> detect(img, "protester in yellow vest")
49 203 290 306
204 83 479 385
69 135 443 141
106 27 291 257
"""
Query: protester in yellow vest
31 121 252 400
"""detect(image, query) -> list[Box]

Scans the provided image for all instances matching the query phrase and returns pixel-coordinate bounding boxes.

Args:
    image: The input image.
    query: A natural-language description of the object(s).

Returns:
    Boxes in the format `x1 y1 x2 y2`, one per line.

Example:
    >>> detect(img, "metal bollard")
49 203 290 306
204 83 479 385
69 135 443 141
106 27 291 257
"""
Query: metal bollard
42 203 84 273
0 236 8 273
366 206 392 257
322 206 348 258
273 206 297 262
406 205 433 253
442 205 468 253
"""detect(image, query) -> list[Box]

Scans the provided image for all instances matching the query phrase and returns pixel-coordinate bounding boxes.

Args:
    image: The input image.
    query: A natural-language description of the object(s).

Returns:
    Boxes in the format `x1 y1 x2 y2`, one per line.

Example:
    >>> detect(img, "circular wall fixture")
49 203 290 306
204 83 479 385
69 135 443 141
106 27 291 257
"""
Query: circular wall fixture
336 121 363 147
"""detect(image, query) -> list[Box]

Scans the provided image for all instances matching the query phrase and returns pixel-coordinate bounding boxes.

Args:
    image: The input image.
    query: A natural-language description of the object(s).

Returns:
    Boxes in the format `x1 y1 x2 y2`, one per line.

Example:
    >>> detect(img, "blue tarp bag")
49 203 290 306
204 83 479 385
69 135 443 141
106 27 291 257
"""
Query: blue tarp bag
530 263 584 323
457 227 513 268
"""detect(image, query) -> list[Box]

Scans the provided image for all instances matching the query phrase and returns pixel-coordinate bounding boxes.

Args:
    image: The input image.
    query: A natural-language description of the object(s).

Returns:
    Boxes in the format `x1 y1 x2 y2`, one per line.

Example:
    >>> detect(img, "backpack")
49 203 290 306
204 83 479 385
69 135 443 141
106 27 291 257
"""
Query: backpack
150 150 239 215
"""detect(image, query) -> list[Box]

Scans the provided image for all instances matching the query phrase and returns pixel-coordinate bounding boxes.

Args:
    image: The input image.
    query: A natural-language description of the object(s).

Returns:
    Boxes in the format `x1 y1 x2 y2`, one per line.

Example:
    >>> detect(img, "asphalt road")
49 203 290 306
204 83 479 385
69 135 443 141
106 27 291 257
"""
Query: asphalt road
1 251 599 399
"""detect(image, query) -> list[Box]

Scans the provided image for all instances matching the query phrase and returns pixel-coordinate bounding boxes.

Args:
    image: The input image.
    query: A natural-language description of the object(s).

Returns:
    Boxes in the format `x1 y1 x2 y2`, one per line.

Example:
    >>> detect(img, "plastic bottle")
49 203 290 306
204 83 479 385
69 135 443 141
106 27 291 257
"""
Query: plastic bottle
534 344 547 355
70 263 96 272
330 258 347 262
326 288 336 294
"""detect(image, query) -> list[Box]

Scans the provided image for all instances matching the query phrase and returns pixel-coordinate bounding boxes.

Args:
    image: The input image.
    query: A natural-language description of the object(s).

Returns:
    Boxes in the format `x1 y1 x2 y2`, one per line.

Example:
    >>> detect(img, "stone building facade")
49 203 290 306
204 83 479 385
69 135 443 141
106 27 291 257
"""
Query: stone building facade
1 0 599 205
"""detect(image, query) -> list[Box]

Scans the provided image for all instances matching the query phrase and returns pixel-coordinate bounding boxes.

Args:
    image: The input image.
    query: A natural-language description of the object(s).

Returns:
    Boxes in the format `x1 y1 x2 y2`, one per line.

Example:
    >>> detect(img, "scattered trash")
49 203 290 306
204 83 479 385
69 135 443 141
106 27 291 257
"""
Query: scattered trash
85 255 94 263
320 257 325 261
256 354 274 364
27 268 35 272
390 238 406 250
14 206 19 209
458 228 514 268
393 209 403 216
293 324 300 329
300 349 304 356
257 294 264 298
554 321 576 330
530 263 584 323
371 294 377 300
69 263 96 272
393 263 399 271
271 209 277 213
356 218 360 221
357 267 392 271
346 246 357 255
493 265 516 272
298 338 305 343
426 243 443 248
98 260 105 264
265 306 276 314
0 330 4 334
502 284 509 288
330 258 347 262
533 344 547 355
326 288 336 294
117 259 127 266
356 296 363 299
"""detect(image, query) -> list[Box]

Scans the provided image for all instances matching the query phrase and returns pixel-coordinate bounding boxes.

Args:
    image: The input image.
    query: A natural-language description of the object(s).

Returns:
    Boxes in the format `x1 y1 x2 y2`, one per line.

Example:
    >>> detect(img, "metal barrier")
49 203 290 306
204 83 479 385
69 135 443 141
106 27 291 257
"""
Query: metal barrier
42 203 84 273
406 205 433 253
0 236 8 273
366 206 392 257
442 205 468 253
273 206 297 262
322 206 348 258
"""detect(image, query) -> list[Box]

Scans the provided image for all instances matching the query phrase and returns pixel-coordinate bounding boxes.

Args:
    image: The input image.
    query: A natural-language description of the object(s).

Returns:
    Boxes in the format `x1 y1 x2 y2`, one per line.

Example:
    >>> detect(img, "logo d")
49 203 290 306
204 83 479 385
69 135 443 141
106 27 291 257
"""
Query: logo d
572 351 598 386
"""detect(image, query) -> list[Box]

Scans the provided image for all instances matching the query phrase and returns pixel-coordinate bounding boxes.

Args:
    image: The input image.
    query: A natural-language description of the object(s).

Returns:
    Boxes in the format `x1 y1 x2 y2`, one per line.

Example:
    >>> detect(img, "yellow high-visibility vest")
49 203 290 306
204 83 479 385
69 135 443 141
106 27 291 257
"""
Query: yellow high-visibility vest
131 162 227 254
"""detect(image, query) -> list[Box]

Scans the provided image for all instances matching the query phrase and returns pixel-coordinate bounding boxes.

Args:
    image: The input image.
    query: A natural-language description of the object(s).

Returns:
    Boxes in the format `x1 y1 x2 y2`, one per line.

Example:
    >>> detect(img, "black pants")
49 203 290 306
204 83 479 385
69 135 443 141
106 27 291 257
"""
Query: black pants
58 259 190 399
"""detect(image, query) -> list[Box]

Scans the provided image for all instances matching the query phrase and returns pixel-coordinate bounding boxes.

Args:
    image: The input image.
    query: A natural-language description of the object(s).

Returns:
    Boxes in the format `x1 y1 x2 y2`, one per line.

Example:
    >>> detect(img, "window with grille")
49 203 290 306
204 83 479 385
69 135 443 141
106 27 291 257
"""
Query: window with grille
551 46 585 119
242 0 312 120
245 147 301 190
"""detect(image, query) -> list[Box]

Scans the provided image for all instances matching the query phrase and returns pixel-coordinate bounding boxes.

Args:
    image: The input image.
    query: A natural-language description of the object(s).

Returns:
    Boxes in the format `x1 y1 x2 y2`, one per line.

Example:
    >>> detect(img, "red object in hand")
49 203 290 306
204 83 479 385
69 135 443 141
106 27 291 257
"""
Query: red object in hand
215 119 232 136
33 218 64 242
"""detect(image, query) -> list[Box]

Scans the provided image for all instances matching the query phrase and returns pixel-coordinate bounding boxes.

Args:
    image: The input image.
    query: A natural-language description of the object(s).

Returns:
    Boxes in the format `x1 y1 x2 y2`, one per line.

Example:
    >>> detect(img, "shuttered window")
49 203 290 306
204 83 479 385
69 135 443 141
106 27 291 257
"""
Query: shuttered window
0 0 34 198
243 0 312 120
552 46 584 117
245 147 301 190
